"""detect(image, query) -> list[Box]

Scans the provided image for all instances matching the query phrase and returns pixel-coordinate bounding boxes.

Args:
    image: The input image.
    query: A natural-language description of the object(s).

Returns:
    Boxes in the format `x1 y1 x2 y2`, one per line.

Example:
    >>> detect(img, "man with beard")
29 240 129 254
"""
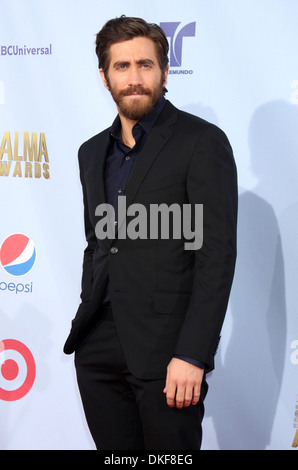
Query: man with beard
64 16 238 450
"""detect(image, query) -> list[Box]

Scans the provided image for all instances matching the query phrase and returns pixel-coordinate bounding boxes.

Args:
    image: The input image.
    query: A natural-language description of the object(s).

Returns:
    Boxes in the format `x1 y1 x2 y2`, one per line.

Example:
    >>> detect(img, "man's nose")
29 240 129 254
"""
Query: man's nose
127 66 143 86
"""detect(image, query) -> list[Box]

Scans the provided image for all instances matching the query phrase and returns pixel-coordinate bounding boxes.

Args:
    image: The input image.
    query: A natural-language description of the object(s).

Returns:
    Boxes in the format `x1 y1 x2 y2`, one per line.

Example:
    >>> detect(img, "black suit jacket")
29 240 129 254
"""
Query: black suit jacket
64 100 238 379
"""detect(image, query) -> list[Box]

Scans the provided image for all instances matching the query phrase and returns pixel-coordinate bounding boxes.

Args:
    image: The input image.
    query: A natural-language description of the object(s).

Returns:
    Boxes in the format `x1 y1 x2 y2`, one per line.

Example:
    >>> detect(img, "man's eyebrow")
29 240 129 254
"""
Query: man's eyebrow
112 59 156 68
137 59 155 66
112 61 129 69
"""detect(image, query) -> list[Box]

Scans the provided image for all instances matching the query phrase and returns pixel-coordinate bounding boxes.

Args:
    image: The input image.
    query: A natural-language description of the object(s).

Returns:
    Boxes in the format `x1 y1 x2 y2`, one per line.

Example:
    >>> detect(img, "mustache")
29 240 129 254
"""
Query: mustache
120 86 152 97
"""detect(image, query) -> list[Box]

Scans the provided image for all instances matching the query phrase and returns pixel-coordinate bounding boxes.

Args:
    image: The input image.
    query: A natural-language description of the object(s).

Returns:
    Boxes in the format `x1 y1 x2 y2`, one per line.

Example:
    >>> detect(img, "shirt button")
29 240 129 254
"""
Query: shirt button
125 156 130 161
110 247 118 254
118 188 122 193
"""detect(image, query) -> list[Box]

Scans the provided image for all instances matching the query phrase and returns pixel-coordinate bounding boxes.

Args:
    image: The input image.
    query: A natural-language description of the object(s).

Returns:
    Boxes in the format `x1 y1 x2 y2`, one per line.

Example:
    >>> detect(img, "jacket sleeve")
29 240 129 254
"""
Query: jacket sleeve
78 145 97 303
174 124 238 372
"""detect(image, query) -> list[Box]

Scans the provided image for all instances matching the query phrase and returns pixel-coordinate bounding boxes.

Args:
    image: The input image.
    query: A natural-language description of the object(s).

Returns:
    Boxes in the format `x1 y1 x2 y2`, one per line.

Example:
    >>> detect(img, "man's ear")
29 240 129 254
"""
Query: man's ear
99 68 109 90
163 65 169 87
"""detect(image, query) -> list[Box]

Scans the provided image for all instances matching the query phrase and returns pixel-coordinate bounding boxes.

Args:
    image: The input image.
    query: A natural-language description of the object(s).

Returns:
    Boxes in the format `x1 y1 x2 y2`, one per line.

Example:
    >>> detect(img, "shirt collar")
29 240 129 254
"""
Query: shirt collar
110 96 166 141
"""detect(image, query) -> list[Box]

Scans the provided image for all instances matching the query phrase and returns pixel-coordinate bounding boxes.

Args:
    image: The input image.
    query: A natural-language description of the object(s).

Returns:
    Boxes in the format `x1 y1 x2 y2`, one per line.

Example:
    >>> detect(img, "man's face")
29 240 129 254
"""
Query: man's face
100 37 168 121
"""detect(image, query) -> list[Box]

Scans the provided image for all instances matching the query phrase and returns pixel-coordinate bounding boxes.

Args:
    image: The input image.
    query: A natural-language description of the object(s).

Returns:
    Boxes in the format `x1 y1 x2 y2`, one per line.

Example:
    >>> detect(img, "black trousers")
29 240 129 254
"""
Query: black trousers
74 308 208 450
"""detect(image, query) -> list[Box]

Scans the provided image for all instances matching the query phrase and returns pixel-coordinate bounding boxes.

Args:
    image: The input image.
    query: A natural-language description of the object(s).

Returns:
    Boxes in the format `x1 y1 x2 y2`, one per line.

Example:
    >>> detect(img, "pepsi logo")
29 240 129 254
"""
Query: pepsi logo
0 234 36 276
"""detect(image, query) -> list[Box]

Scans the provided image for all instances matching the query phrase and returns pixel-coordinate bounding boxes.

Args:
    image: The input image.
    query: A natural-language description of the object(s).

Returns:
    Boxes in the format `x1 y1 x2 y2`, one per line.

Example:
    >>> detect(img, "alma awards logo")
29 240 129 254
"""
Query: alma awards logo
0 131 50 179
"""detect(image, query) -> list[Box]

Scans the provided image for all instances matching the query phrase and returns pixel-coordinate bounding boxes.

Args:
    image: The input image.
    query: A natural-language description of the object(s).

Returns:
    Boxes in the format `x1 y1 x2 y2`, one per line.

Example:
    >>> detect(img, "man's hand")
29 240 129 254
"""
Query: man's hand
163 357 204 409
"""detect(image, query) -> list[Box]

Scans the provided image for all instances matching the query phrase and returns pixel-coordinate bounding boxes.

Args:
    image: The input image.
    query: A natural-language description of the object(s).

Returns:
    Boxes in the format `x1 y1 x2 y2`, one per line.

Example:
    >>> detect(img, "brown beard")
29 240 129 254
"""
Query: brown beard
106 76 165 121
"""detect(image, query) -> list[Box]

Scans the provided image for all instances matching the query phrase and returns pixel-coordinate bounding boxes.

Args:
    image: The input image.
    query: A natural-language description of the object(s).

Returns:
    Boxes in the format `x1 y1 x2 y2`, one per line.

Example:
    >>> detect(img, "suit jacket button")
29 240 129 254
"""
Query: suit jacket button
110 247 118 254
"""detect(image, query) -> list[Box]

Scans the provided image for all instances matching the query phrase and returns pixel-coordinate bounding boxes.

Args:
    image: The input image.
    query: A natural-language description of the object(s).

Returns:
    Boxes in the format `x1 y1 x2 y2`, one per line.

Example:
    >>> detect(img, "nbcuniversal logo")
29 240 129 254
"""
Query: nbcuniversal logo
0 234 36 294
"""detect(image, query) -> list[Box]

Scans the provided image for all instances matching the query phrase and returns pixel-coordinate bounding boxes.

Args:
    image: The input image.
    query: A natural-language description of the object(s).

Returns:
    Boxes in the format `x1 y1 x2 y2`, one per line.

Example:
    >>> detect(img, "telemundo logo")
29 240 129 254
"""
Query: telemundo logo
0 234 36 295
160 21 196 74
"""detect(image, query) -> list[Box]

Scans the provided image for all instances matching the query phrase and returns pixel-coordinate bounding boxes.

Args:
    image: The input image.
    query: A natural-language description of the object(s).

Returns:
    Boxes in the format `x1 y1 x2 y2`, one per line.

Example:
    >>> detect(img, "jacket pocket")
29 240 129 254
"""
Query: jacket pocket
152 291 190 315
138 174 179 194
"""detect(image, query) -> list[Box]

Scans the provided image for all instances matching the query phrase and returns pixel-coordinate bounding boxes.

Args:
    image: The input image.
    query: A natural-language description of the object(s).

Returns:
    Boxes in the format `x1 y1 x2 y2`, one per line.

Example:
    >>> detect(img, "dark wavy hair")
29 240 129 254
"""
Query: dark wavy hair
95 15 169 77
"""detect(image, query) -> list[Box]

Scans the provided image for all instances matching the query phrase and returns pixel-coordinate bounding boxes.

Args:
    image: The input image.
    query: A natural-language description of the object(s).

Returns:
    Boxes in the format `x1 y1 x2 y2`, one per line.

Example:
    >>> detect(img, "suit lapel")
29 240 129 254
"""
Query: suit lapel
124 101 178 209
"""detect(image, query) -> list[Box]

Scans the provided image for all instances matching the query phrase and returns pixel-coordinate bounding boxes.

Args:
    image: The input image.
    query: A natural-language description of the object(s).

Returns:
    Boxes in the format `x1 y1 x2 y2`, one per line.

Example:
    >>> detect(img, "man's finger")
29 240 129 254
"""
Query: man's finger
183 384 194 407
191 384 201 405
175 385 185 409
165 383 177 408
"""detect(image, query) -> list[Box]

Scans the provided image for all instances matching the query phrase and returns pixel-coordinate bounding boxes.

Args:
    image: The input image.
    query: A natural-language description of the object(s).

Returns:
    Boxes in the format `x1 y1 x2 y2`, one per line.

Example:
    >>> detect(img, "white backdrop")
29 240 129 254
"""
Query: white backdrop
1 0 297 450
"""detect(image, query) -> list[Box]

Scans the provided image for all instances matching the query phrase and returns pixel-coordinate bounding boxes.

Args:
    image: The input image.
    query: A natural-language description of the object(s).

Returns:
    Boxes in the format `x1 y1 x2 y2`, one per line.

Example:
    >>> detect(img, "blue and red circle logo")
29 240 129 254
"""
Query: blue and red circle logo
0 234 37 276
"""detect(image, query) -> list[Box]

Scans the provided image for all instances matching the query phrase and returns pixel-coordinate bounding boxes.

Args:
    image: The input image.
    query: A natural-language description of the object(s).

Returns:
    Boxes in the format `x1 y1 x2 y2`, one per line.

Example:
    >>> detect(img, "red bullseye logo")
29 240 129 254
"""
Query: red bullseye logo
0 339 36 401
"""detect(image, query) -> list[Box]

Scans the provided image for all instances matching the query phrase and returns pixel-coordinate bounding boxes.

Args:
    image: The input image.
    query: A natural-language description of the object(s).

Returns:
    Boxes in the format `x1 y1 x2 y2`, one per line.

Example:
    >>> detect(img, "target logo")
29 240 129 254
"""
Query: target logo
0 339 36 401
0 233 36 276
